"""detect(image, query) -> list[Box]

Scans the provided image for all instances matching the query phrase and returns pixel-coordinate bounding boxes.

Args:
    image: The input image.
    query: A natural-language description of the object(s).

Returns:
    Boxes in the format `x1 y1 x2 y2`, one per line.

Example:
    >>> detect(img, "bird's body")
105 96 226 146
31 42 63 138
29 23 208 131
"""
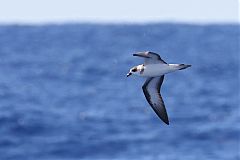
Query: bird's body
127 51 191 125
133 63 188 77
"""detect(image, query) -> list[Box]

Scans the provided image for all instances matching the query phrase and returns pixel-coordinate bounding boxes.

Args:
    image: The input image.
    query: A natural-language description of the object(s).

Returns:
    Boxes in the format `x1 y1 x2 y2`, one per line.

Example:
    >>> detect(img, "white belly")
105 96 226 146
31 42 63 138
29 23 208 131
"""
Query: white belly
141 64 178 77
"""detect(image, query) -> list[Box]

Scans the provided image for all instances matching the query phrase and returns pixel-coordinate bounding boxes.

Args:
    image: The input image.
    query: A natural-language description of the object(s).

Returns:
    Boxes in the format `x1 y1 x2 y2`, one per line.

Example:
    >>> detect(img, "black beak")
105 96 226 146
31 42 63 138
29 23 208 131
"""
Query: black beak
127 72 132 77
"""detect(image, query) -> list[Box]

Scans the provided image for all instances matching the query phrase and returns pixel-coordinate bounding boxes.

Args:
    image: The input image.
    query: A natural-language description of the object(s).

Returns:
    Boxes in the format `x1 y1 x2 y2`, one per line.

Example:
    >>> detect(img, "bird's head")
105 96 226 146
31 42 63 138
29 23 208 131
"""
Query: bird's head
127 65 142 77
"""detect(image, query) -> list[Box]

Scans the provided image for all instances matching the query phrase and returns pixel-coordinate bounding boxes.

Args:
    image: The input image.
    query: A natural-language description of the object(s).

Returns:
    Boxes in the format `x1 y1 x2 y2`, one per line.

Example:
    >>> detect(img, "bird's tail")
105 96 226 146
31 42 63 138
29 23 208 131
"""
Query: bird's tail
170 64 191 70
178 64 191 70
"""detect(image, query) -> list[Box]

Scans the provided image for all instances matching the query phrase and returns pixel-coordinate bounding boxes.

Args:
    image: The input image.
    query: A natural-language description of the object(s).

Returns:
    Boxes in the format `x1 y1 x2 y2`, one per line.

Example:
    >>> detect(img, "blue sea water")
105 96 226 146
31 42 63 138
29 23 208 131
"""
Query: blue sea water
0 23 239 160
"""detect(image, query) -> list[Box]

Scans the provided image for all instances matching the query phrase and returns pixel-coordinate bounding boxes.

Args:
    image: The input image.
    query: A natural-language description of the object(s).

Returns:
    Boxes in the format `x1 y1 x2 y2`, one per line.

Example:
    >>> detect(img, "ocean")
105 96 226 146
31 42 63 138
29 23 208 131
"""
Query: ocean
0 23 239 160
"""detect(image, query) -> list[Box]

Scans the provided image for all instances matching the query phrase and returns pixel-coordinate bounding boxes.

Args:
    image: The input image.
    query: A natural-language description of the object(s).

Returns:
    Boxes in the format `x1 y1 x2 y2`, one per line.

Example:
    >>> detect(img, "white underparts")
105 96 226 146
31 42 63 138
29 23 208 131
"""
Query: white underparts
138 64 184 77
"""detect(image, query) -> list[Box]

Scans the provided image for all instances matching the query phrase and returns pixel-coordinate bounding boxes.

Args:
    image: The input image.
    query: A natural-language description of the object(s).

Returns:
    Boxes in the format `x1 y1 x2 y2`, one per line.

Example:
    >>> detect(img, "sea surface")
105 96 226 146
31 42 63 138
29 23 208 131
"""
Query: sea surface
0 23 239 160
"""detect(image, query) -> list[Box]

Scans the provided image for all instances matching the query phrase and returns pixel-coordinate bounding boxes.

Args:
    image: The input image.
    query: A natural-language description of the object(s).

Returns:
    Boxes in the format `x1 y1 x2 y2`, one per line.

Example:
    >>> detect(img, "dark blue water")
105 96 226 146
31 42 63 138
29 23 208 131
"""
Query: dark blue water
0 23 239 160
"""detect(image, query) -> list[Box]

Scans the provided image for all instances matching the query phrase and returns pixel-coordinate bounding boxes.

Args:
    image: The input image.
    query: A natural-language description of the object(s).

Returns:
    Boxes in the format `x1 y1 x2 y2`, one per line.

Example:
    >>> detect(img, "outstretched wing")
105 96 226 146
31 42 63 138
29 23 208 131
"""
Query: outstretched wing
133 51 167 64
142 76 169 125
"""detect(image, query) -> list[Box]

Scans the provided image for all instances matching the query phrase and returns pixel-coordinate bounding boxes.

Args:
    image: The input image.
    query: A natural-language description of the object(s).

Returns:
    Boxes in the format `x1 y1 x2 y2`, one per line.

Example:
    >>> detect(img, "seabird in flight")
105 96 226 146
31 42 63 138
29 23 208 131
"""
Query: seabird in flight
127 51 191 125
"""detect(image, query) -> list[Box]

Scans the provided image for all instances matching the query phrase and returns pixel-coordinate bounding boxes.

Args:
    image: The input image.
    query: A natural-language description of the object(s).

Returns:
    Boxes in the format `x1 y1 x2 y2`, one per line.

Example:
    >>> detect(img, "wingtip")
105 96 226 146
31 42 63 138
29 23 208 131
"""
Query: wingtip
133 53 143 56
157 112 169 125
162 118 169 125
133 53 150 58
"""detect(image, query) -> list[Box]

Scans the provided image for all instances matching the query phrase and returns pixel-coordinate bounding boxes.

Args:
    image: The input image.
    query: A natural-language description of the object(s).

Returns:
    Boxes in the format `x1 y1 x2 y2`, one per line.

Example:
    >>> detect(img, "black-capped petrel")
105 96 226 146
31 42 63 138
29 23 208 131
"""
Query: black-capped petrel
127 51 191 125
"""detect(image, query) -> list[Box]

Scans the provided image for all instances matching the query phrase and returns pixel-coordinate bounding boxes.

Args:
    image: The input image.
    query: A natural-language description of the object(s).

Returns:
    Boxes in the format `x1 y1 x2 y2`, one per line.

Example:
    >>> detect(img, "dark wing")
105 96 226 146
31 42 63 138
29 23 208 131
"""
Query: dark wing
142 76 169 125
133 51 167 64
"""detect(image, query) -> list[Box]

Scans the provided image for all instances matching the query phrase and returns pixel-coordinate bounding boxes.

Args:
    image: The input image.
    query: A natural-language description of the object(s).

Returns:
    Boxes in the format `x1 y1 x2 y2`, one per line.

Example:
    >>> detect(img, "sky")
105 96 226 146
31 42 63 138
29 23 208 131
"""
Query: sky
0 0 238 24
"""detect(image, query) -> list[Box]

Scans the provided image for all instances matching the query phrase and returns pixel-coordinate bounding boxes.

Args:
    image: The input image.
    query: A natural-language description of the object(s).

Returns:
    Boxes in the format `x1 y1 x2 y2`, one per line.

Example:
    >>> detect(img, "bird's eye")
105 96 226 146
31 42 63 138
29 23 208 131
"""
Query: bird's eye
132 68 137 72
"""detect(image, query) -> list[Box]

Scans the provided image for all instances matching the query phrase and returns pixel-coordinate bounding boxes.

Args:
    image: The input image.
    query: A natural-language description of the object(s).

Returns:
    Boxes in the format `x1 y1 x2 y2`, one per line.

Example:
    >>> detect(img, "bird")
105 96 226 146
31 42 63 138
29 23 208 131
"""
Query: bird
127 51 191 125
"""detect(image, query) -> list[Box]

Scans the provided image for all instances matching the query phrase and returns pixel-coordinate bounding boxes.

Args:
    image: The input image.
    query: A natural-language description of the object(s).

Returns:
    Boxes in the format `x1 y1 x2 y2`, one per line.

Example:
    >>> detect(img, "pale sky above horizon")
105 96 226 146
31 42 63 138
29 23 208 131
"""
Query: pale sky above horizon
0 0 239 24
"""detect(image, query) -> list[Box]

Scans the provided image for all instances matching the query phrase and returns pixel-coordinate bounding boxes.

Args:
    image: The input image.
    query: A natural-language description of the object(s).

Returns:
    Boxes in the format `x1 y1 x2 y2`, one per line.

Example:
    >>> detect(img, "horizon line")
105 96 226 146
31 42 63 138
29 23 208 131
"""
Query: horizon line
0 19 239 26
